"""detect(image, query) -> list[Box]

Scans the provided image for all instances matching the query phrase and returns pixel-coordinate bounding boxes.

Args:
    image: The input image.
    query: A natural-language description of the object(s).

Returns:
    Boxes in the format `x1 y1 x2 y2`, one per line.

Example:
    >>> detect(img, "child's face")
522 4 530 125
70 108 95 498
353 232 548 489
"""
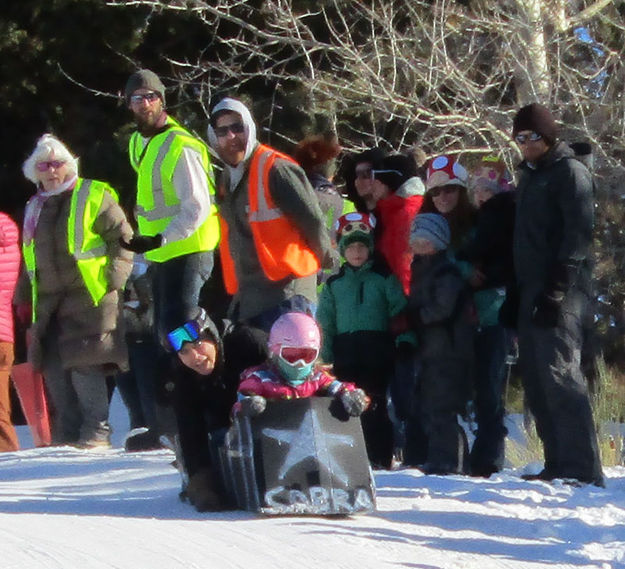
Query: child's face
411 238 438 256
344 241 370 267
178 339 218 375
473 186 494 207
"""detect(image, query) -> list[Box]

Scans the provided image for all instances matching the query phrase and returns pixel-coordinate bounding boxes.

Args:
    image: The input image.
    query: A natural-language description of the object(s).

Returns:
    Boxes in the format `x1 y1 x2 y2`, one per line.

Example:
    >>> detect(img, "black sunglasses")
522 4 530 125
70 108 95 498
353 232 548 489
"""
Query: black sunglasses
214 122 245 138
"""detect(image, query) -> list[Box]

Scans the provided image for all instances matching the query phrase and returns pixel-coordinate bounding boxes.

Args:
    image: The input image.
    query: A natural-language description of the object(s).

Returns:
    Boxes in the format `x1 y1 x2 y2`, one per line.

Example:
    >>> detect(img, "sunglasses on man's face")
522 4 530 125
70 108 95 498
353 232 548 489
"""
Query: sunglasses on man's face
514 132 542 145
214 122 245 138
35 160 66 172
129 92 160 105
429 186 459 198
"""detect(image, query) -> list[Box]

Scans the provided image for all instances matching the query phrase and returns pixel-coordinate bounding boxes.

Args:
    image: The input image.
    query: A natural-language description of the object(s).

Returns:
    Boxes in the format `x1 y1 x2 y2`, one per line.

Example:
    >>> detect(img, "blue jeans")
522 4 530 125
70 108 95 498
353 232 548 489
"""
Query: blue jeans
152 251 214 345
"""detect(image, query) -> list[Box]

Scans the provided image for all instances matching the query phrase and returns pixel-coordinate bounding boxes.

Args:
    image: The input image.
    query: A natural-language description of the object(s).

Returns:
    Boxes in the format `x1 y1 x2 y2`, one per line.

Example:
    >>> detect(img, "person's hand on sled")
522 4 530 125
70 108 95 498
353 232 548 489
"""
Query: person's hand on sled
239 395 267 417
339 388 369 417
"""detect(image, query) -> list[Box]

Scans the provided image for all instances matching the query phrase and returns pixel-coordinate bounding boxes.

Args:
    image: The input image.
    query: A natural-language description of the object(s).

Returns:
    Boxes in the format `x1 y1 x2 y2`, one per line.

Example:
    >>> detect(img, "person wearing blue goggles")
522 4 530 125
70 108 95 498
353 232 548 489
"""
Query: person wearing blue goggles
167 316 218 376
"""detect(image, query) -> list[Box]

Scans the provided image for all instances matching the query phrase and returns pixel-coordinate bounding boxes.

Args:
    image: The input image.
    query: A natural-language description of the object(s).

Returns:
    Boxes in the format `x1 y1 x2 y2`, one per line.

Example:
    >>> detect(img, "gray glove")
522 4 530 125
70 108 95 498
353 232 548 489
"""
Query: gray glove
239 395 267 417
339 389 369 417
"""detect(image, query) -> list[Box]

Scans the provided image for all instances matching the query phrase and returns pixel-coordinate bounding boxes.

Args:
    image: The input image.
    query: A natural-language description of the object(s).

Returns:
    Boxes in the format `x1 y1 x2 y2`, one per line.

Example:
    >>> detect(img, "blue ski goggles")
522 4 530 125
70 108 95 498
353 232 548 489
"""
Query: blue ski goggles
167 321 201 352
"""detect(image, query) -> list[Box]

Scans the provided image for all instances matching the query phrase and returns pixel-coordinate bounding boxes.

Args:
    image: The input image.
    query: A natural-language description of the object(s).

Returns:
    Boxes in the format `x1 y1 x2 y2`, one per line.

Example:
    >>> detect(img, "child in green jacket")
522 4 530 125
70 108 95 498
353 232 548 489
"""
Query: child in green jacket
317 212 415 469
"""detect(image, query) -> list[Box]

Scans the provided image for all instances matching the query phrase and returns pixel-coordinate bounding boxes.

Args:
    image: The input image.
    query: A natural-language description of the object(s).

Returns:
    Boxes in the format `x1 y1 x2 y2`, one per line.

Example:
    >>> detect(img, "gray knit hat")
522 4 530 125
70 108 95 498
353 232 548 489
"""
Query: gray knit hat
410 213 450 251
125 69 166 105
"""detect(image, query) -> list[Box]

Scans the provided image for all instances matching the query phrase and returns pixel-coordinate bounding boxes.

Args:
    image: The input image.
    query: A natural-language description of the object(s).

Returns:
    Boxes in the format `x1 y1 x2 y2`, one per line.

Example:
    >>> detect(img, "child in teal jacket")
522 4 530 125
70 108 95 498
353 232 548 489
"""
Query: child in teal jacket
317 212 415 468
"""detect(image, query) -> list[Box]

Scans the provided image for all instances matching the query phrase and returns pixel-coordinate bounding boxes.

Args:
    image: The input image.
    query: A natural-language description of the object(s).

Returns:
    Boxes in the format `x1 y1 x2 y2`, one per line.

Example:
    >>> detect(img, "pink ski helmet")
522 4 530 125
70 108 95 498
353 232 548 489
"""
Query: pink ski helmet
269 312 321 385
268 312 321 356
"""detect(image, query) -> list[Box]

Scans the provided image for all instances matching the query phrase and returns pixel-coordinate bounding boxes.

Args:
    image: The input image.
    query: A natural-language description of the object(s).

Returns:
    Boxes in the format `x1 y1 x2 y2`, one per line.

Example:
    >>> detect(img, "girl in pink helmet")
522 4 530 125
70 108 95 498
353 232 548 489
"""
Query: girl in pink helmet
234 312 369 418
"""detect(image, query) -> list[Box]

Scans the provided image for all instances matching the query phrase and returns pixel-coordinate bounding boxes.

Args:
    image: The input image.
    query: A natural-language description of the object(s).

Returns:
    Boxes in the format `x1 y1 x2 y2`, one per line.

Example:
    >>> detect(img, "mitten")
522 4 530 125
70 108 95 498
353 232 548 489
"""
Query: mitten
239 395 267 417
339 388 369 417
532 292 561 328
119 234 163 253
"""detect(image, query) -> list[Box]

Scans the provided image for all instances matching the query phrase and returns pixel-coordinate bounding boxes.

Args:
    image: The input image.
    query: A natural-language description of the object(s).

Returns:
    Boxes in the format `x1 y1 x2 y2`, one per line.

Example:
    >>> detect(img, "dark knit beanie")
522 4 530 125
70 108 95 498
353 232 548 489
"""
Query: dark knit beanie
373 154 416 193
512 103 558 146
125 69 166 105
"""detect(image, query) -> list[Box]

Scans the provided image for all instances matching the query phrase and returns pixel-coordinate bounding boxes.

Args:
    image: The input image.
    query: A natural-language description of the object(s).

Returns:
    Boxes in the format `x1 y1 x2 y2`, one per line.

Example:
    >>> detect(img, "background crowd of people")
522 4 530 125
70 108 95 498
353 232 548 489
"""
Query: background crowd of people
0 69 605 512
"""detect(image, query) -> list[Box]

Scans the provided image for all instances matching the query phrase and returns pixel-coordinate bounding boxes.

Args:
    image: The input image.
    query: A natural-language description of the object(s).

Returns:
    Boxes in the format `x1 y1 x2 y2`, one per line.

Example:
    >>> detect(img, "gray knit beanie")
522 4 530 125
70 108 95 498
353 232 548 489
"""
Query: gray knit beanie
125 69 166 105
410 213 450 251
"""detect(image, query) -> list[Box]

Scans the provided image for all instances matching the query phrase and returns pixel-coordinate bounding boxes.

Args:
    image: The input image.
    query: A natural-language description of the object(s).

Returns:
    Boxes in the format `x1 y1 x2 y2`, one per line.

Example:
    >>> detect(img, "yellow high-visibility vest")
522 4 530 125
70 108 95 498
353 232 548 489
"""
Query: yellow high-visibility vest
129 116 219 262
22 178 118 322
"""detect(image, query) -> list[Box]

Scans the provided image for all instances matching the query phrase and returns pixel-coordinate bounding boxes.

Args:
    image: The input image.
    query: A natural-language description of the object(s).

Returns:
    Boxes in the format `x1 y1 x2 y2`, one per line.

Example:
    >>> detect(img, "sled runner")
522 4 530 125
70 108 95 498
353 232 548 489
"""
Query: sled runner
216 397 376 515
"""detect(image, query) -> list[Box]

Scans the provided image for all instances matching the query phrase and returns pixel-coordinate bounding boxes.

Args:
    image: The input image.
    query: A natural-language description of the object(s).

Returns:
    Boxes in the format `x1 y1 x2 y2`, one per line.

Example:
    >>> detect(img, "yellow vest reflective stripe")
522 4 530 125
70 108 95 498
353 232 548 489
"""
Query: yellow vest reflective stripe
22 240 37 323
67 179 115 306
22 178 117 321
129 116 219 263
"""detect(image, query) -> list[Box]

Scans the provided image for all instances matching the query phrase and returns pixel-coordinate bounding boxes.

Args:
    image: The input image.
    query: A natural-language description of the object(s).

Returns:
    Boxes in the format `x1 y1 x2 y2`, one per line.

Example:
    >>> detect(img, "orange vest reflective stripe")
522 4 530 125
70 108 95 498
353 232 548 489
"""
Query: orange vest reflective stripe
220 144 320 295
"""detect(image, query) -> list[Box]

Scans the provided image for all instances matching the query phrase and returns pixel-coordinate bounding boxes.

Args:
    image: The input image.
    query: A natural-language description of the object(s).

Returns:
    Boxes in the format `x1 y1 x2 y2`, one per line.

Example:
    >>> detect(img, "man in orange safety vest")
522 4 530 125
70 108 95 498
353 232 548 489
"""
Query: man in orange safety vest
207 97 335 332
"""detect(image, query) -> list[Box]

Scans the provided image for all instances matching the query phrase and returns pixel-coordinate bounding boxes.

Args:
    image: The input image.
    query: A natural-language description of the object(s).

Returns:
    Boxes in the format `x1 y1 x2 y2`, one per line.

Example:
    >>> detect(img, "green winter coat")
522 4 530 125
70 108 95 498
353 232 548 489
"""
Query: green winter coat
317 258 416 364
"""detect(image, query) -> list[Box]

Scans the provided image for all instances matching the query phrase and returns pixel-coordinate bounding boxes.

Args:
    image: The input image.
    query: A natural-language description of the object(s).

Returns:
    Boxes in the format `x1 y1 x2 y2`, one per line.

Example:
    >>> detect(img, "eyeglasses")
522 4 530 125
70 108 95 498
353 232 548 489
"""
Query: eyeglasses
514 132 542 145
167 321 200 352
214 122 245 138
35 160 66 172
279 346 318 366
371 169 402 180
129 92 160 105
429 186 459 198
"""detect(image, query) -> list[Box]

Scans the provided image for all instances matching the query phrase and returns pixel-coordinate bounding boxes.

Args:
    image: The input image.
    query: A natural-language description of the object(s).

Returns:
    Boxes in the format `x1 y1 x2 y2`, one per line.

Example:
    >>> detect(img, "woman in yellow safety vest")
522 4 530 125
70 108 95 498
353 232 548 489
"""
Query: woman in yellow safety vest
18 134 134 448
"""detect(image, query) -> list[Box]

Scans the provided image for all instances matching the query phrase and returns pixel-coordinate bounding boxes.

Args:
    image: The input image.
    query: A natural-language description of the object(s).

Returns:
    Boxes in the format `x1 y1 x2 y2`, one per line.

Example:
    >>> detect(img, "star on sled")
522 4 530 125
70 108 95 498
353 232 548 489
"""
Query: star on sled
215 397 376 515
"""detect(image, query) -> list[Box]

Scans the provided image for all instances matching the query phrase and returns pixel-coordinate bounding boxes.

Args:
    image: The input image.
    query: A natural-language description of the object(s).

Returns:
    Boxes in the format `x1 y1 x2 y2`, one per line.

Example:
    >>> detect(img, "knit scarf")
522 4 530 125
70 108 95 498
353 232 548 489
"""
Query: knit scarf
23 175 78 244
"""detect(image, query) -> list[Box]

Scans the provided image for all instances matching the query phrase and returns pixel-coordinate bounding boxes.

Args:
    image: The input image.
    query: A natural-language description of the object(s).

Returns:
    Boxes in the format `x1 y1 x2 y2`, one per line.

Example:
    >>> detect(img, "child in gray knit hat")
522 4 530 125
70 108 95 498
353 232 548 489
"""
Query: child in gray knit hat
405 213 476 475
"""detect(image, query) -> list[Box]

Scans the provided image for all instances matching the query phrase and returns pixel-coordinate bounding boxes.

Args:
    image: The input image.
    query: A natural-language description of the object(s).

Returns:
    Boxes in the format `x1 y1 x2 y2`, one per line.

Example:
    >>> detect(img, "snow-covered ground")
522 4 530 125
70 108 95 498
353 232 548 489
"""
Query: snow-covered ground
1 392 623 569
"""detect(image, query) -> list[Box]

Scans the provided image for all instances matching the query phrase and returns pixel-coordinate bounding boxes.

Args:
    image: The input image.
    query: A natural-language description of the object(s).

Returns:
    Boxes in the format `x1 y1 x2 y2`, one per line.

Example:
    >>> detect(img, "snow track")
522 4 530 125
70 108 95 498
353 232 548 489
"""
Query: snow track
0 443 622 569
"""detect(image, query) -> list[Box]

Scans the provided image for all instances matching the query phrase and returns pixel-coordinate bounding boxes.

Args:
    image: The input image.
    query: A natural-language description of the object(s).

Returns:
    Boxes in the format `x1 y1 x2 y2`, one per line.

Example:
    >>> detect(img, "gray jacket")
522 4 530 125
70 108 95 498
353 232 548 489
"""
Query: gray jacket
218 143 333 321
513 141 594 296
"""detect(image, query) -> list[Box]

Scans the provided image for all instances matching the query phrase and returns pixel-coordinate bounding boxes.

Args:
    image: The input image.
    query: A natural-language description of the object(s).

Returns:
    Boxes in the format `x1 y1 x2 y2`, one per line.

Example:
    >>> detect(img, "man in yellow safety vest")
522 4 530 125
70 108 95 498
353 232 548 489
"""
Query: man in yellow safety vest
121 69 220 343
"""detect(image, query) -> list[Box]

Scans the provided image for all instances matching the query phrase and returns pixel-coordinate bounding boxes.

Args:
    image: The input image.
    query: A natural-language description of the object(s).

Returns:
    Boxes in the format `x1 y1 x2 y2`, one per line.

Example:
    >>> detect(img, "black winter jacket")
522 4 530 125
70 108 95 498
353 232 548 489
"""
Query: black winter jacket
407 252 475 363
513 142 593 295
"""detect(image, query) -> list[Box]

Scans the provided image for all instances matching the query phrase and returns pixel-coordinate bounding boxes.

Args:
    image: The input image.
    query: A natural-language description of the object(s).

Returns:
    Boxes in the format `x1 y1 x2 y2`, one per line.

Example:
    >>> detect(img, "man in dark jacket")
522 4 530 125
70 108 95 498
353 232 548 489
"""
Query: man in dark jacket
511 103 603 487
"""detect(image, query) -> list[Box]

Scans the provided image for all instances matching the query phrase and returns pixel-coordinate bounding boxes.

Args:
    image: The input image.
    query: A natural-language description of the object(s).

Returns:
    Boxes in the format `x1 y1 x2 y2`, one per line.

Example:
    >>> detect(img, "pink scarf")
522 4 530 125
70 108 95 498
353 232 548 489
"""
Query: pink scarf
23 175 78 244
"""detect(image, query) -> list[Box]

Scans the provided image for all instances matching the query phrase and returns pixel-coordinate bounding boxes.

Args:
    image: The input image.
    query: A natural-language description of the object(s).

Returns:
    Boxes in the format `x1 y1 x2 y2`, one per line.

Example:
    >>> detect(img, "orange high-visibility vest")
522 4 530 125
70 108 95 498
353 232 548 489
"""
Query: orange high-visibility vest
220 144 320 294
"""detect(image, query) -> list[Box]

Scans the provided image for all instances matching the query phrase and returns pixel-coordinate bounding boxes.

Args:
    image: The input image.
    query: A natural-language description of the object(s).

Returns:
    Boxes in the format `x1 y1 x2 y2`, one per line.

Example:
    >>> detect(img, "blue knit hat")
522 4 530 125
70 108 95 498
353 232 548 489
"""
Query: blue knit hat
410 213 450 251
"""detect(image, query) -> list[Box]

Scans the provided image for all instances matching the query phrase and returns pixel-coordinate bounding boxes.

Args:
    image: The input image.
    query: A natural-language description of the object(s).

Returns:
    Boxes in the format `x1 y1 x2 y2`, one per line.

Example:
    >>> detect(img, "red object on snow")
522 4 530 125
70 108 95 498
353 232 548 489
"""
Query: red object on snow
11 362 52 447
